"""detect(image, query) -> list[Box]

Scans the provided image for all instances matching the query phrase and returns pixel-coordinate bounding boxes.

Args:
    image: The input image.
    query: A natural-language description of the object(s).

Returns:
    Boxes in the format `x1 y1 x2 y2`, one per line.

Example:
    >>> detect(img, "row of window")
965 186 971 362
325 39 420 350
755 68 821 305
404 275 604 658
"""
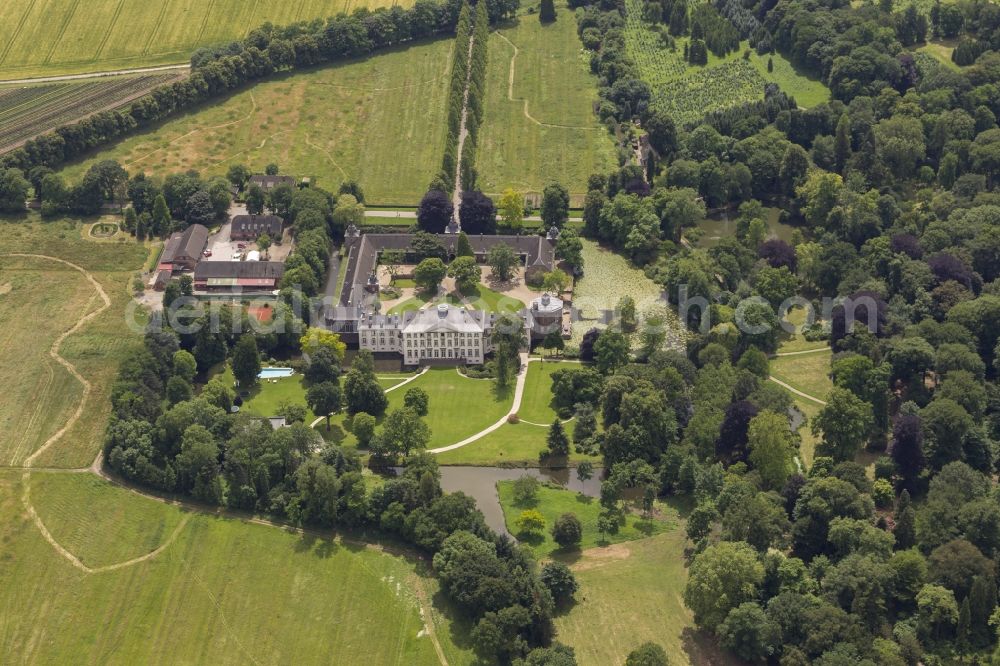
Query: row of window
405 349 479 360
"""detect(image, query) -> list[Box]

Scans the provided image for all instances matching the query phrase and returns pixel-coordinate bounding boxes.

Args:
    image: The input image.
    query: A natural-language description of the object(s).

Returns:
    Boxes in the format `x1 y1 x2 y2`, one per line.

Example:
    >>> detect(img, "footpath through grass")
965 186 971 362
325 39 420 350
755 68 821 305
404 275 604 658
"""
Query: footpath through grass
478 4 617 204
436 360 601 466
60 38 453 205
0 216 148 468
1 471 475 665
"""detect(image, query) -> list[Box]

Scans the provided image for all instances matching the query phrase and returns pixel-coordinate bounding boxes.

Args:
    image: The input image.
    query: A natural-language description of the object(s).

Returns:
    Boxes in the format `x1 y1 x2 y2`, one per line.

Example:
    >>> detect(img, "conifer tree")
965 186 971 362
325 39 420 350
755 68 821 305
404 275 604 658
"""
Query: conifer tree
547 418 570 456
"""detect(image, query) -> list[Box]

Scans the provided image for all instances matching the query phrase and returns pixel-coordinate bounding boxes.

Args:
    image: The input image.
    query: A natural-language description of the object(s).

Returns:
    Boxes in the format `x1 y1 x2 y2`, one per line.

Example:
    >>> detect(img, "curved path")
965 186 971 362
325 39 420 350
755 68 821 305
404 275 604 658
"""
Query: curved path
307 368 429 430
768 376 827 406
6 253 111 468
126 90 259 169
429 353 530 454
495 31 603 131
0 63 189 85
773 346 831 357
4 257 450 661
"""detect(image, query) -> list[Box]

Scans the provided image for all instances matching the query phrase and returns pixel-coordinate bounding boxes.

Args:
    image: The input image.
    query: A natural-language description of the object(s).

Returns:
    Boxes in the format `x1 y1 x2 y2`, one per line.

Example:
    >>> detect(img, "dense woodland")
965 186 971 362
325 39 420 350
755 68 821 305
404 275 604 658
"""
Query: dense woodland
550 0 1000 662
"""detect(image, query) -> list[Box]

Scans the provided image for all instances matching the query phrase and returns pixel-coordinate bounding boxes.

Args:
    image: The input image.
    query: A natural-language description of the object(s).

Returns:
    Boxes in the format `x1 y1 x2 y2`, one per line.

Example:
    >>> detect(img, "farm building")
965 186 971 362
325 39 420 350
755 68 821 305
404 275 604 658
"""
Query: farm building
153 224 209 290
159 224 209 271
248 175 296 191
193 261 285 294
231 214 282 241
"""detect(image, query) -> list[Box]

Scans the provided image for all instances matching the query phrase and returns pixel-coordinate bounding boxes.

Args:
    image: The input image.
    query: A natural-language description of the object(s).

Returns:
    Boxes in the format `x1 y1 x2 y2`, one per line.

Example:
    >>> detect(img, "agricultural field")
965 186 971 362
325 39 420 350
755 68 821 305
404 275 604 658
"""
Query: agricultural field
0 216 149 468
571 239 685 350
0 73 182 152
623 0 829 125
60 39 454 205
477 4 617 205
1 471 475 665
497 481 676 556
0 0 417 80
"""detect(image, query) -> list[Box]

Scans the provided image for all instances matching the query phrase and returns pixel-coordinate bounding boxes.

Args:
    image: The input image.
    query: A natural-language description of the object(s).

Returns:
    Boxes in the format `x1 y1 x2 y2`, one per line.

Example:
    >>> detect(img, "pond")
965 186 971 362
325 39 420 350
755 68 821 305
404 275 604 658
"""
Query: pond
694 207 798 248
436 466 604 535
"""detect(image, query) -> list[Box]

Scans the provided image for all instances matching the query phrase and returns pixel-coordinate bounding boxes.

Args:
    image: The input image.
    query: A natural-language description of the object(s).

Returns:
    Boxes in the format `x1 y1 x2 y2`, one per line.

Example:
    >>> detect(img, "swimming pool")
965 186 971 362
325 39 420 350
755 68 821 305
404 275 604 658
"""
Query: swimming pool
258 367 294 379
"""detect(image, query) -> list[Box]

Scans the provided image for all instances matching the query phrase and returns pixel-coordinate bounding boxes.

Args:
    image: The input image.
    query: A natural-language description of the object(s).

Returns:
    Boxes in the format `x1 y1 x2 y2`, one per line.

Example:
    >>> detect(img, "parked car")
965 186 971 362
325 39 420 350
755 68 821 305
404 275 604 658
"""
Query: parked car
203 249 213 257
237 243 247 249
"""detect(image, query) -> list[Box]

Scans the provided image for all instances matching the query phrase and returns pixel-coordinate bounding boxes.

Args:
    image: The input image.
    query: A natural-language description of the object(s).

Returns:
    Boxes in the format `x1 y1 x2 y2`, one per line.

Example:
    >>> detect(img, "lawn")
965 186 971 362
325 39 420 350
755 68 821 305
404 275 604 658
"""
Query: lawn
388 283 525 315
0 215 149 468
775 304 830 353
571 239 685 350
236 366 512 450
220 367 414 447
436 360 602 465
792 397 821 470
770 349 834 403
497 481 676 557
60 38 453 205
435 422 598 465
388 368 513 448
554 530 734 666
477 4 617 206
0 0 417 80
515 360 569 424
1 470 476 665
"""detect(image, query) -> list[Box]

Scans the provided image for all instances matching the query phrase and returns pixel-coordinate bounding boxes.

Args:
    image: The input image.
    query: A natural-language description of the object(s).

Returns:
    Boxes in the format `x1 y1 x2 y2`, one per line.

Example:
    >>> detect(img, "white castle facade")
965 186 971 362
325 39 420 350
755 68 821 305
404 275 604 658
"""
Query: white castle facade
358 294 563 366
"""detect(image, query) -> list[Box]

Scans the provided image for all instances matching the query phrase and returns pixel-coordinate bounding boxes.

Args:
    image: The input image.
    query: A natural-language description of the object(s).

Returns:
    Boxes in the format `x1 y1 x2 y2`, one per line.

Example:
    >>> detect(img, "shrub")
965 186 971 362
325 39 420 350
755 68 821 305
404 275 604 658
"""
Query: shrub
551 512 583 549
512 475 540 505
516 509 546 535
872 478 895 509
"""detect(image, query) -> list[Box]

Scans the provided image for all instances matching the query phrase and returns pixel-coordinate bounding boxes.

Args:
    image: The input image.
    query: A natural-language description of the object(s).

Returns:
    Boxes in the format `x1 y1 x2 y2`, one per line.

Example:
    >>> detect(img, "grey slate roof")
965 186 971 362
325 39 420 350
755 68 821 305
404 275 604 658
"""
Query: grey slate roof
194 261 286 280
232 214 282 238
161 224 209 264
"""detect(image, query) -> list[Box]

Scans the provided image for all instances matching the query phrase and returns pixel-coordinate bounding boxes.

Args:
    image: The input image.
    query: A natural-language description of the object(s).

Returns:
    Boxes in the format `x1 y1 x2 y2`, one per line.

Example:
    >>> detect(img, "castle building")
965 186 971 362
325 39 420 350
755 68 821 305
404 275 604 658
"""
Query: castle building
358 294 562 366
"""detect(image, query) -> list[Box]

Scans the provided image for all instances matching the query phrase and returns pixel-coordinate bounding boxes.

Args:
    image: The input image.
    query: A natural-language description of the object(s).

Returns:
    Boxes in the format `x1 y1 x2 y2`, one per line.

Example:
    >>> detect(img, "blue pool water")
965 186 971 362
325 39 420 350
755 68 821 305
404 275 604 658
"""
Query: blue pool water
258 367 294 379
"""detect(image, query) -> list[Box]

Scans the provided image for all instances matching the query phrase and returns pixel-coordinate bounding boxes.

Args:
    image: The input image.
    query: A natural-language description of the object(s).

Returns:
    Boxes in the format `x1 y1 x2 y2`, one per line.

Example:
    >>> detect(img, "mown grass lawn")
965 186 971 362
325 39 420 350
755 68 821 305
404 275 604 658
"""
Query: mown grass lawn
60 38 453 205
435 422 602 466
0 0 418 79
477 3 617 204
3 471 476 665
435 360 601 466
0 216 148 468
515 360 570 424
387 368 513 448
497 482 675 557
